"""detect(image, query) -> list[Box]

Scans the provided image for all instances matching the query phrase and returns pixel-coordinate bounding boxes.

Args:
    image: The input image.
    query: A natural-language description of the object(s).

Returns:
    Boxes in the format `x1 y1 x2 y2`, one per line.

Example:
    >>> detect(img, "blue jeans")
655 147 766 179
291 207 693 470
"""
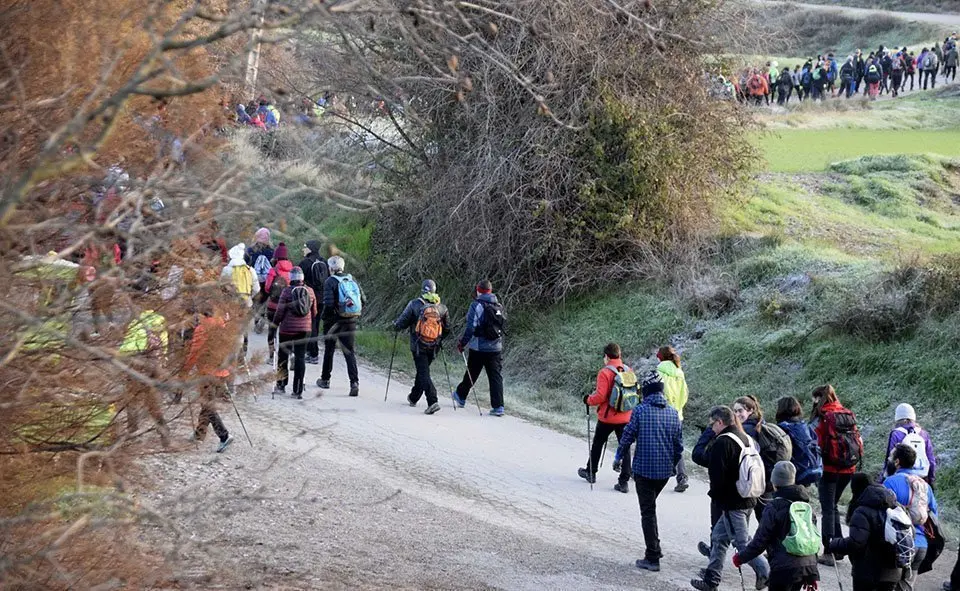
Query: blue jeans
705 509 770 586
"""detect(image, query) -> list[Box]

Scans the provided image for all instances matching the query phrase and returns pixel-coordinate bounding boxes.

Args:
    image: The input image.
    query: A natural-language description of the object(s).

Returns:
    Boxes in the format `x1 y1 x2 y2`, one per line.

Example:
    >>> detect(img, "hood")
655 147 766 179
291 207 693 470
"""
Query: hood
227 243 246 266
656 360 684 379
775 485 810 503
305 240 322 254
821 400 846 414
858 484 898 510
477 292 498 304
276 259 294 273
421 292 440 305
644 392 669 409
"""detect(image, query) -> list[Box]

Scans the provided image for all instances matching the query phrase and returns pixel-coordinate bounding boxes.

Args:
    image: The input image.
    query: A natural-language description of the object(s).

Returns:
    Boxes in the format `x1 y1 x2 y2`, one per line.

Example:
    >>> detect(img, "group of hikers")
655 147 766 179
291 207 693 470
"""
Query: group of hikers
738 34 959 105
574 342 955 591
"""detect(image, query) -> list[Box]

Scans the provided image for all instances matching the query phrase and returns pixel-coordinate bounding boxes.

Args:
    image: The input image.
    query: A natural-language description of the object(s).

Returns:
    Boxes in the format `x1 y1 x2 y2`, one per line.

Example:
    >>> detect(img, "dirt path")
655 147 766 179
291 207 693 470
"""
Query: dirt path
753 0 960 25
136 331 955 590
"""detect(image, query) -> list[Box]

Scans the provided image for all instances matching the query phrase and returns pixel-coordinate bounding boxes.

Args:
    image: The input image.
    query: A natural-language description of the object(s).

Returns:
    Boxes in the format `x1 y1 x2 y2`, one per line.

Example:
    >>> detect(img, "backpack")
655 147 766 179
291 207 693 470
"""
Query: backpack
780 421 824 486
897 427 931 477
755 423 793 476
923 54 936 69
231 265 255 298
884 505 917 568
269 273 289 303
604 364 640 413
903 474 929 525
723 433 766 499
812 68 821 81
414 301 443 347
822 409 863 469
253 254 272 284
307 258 329 289
801 70 812 85
783 501 821 557
891 56 903 71
866 65 881 83
334 274 362 318
475 300 505 341
290 286 311 317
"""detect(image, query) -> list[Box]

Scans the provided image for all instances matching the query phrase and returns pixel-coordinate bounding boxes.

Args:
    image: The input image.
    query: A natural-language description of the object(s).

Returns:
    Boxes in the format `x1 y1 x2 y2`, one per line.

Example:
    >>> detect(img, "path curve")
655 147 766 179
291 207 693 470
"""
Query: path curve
752 0 960 25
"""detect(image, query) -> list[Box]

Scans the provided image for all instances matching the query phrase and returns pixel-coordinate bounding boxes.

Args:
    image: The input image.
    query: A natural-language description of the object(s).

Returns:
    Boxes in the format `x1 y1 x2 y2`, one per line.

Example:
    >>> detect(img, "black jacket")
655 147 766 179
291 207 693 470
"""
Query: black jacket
738 485 819 586
393 296 450 352
693 426 717 468
828 484 902 585
708 426 756 511
297 243 328 295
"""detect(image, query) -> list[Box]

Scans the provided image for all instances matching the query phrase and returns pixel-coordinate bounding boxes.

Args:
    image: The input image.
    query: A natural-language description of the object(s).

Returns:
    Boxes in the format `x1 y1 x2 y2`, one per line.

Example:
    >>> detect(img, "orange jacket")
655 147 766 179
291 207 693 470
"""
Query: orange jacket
184 315 232 378
585 357 633 425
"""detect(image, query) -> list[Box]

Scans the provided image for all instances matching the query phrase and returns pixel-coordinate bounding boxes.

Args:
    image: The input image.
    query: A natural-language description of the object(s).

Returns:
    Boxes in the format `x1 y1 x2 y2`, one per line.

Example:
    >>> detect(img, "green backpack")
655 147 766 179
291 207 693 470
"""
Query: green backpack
783 501 820 556
604 364 640 413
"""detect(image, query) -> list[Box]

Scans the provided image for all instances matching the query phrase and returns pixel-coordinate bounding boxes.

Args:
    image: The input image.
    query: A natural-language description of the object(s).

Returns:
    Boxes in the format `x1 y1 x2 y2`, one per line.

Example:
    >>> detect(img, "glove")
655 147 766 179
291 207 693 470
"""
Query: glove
456 341 465 354
612 458 622 473
582 394 590 406
731 553 742 568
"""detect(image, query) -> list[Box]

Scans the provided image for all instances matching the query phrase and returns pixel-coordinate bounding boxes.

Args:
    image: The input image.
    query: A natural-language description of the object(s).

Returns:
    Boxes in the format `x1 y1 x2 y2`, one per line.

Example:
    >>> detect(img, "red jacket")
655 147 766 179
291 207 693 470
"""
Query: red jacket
815 400 859 475
264 260 293 312
585 357 633 425
272 285 317 335
184 315 232 378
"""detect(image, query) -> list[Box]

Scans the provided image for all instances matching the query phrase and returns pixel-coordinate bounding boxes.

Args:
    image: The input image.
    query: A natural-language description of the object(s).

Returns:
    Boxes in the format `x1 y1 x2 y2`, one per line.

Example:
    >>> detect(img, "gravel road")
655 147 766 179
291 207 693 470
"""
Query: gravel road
136 331 955 590
752 0 960 25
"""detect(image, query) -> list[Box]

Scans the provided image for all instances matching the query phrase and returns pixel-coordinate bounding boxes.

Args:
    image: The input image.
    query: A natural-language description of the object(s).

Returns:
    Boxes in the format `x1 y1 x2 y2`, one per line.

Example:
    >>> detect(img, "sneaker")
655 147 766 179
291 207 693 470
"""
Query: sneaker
425 402 441 415
577 467 596 484
216 436 233 453
292 393 303 400
817 555 835 567
755 575 768 590
348 382 359 397
614 482 629 494
451 391 466 408
690 579 718 591
407 394 418 407
635 559 660 572
489 406 504 417
305 355 319 365
675 480 689 493
273 386 285 396
317 378 330 389
697 541 711 557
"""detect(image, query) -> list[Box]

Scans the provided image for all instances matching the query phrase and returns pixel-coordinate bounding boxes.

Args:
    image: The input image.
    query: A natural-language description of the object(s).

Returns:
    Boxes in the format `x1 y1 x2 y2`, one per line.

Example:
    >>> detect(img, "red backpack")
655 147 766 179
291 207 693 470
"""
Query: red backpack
822 409 864 469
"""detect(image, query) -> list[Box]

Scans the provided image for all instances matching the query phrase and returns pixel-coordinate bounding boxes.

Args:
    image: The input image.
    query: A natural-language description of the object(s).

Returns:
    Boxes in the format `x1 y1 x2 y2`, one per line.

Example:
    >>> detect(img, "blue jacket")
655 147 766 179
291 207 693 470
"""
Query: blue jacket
614 393 682 480
459 293 502 353
883 469 938 549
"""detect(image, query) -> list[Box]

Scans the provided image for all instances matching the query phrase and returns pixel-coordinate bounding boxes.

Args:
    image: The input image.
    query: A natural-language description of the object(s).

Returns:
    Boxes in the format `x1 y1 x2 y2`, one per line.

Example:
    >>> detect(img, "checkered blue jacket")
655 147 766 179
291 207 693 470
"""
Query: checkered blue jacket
615 392 683 480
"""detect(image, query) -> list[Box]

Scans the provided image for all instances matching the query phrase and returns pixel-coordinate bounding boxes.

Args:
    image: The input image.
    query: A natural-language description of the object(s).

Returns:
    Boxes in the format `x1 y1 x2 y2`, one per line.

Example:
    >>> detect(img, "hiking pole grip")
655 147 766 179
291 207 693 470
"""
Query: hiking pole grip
384 331 398 402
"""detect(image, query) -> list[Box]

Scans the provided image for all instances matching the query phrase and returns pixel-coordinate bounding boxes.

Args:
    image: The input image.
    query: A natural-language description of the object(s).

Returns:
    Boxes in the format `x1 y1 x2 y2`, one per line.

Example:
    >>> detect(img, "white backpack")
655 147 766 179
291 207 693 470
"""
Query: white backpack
884 505 916 568
897 427 930 478
724 432 766 498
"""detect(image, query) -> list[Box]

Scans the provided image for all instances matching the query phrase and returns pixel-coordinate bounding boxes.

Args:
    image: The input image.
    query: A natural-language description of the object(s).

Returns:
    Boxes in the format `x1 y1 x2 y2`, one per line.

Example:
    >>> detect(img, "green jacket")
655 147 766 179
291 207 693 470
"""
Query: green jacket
119 310 168 357
657 360 689 421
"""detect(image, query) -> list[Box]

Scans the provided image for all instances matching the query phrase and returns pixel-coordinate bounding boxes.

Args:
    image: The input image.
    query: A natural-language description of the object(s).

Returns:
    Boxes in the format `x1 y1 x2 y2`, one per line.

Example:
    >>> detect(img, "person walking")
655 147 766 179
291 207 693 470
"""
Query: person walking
905 51 917 91
733 462 820 591
881 403 936 485
246 228 274 334
393 279 450 415
792 66 803 101
656 346 690 493
865 63 882 100
691 406 771 591
812 384 864 567
614 370 683 573
264 242 292 365
944 43 958 83
578 342 636 492
775 397 823 488
854 49 865 93
840 57 856 98
183 298 237 453
220 242 260 362
272 266 317 399
890 52 905 98
777 68 793 105
452 280 506 416
316 255 363 397
922 48 939 90
883 444 938 591
297 240 328 364
733 396 790 523
826 473 903 591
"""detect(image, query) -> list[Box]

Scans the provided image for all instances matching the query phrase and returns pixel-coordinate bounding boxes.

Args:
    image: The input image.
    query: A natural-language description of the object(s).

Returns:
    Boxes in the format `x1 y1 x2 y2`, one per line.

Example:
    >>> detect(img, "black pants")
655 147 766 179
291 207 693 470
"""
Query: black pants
923 70 936 90
306 310 321 358
196 382 229 442
945 66 957 82
278 331 307 394
818 472 852 546
409 347 438 405
635 477 669 562
891 72 903 96
455 349 504 409
587 420 632 485
321 319 359 384
904 72 915 90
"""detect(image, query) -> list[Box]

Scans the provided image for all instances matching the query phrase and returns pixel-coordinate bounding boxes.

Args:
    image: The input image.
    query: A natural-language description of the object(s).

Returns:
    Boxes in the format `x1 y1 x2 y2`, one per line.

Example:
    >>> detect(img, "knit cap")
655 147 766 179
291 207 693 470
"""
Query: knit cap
771 461 796 488
641 370 664 397
289 267 304 282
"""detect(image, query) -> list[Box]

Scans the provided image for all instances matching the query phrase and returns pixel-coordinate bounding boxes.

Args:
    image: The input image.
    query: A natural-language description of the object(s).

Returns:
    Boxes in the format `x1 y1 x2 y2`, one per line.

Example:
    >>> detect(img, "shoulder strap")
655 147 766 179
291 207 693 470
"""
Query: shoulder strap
603 364 621 374
723 431 748 450
896 426 910 436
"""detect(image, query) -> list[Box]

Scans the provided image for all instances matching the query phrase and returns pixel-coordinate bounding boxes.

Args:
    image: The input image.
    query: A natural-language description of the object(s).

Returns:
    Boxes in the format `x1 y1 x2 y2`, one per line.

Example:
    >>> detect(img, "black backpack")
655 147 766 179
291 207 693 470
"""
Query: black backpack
476 300 505 340
307 258 329 290
290 286 311 317
269 274 289 303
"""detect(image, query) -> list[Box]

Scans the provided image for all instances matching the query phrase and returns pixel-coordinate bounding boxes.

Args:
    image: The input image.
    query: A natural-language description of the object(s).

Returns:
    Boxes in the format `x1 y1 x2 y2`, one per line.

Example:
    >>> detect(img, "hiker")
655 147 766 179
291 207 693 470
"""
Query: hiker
613 370 683 573
904 51 917 91
272 266 317 399
792 66 803 101
297 240 328 364
922 48 939 90
452 280 506 416
881 403 936 486
690 406 770 591
118 305 171 446
944 43 958 83
577 342 636 491
800 61 813 101
732 461 820 591
693 422 722 559
733 395 792 523
826 54 838 96
880 51 893 95
264 242 292 365
316 255 363 397
826 473 903 591
945 553 960 591
865 63 882 100
747 70 768 106
775 397 823 488
890 52 905 98
656 346 690 492
855 49 866 92
840 57 856 99
392 279 450 415
246 228 274 333
220 242 259 362
812 61 828 101
812 384 864 567
883 444 938 591
183 297 236 453
777 68 793 105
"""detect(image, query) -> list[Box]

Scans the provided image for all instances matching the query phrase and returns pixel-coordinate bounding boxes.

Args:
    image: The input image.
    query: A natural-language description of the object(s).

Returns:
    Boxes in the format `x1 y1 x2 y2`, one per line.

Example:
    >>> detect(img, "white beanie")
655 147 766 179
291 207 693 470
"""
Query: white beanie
895 403 916 422
328 255 345 273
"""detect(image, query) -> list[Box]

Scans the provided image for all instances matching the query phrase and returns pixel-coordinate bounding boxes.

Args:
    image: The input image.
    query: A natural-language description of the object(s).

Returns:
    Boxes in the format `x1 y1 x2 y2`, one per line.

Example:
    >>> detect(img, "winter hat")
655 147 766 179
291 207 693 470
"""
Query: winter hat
305 240 321 254
254 227 271 244
771 461 796 488
476 282 492 294
274 242 288 261
895 403 916 422
328 255 345 273
422 279 437 294
289 266 304 282
641 370 664 397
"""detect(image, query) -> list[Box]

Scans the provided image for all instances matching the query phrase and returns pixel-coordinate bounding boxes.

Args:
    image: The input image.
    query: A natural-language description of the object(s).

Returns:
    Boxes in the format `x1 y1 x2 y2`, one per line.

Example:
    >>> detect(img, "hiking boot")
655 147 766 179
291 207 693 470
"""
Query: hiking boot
348 382 359 397
674 480 689 493
425 402 441 415
577 467 596 484
943 582 953 591
216 436 233 453
817 554 835 567
489 406 504 417
292 392 303 400
697 541 711 557
273 386 285 396
451 391 466 408
614 481 629 494
317 378 330 389
407 393 418 407
635 559 660 572
305 355 319 365
690 579 718 591
266 354 274 366
755 575 769 590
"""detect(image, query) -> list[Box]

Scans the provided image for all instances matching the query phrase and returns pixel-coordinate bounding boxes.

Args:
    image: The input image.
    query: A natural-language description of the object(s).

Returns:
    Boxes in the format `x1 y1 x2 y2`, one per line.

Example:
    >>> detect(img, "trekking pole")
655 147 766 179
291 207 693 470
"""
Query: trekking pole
598 439 608 469
384 331 398 402
440 346 456 411
736 566 746 591
585 404 594 491
461 350 483 416
832 558 844 591
226 385 253 447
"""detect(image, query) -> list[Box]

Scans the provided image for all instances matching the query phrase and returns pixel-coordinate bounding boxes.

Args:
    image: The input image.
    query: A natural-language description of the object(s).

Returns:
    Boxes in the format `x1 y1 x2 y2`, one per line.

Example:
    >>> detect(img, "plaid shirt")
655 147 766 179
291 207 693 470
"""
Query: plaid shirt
615 393 683 480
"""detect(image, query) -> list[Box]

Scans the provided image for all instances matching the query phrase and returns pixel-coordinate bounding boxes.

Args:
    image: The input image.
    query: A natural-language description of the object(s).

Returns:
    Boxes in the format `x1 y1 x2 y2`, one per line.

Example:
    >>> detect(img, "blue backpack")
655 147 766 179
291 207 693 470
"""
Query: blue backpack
779 420 824 486
334 274 362 318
